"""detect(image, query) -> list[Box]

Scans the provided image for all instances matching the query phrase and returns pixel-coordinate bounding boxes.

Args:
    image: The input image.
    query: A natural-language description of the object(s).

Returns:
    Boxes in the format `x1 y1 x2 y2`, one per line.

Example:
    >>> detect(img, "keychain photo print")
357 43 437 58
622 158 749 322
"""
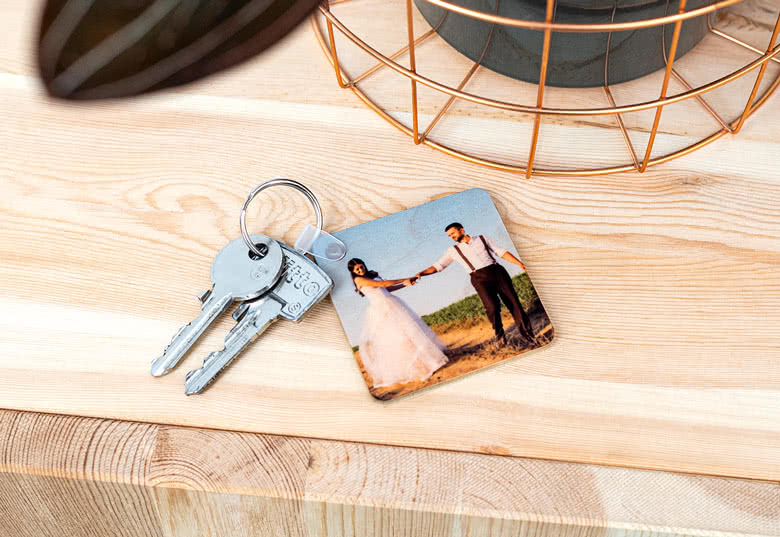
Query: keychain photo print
317 188 555 401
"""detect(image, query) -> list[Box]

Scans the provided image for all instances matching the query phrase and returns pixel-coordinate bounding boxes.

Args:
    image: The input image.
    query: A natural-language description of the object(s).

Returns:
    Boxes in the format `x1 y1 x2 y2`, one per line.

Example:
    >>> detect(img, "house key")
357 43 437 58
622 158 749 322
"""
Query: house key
150 234 285 377
184 242 333 395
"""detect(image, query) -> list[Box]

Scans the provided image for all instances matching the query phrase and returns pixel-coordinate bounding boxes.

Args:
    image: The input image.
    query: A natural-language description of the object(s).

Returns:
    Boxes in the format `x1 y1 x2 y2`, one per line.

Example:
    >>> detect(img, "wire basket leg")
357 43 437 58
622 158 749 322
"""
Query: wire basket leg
526 0 556 179
406 0 421 144
325 1 350 89
733 14 780 134
640 0 688 172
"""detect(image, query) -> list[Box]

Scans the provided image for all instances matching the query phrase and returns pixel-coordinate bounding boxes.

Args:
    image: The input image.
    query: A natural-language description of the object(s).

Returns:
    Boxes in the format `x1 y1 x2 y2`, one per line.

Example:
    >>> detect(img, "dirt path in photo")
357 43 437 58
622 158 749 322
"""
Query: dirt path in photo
354 312 554 400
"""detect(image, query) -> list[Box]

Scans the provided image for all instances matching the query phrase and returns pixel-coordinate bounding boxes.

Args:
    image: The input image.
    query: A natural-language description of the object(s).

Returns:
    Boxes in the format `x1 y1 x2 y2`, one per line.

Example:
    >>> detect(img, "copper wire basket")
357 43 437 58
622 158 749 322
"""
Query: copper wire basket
311 0 780 177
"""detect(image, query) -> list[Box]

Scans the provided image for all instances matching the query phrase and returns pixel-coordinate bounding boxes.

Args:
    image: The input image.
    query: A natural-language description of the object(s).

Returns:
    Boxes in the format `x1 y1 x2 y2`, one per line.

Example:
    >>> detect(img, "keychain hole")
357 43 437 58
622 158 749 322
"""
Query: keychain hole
247 243 268 260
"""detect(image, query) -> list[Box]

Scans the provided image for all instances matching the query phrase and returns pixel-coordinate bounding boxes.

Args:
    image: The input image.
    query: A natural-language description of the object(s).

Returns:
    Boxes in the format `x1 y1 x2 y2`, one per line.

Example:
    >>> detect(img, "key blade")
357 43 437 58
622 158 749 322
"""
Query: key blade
184 298 284 395
151 291 232 377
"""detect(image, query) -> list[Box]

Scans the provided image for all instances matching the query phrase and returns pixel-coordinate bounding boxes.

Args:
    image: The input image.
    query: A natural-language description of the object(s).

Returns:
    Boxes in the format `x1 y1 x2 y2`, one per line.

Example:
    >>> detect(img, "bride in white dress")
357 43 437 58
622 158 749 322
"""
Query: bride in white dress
348 258 449 388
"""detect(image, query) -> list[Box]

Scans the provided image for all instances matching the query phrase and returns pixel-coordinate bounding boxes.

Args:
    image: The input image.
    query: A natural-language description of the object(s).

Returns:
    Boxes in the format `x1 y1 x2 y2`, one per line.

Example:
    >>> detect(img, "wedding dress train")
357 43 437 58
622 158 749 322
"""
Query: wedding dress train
358 282 448 388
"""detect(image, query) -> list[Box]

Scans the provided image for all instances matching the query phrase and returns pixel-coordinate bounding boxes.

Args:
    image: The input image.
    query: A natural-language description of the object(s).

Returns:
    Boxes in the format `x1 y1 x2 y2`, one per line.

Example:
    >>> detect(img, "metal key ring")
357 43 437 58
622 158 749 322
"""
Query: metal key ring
240 178 323 258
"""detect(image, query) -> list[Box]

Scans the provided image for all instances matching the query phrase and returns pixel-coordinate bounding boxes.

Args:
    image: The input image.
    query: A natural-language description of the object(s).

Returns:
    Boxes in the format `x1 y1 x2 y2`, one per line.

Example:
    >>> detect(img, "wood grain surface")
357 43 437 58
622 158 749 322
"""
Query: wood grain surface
2 409 779 537
2 0 780 485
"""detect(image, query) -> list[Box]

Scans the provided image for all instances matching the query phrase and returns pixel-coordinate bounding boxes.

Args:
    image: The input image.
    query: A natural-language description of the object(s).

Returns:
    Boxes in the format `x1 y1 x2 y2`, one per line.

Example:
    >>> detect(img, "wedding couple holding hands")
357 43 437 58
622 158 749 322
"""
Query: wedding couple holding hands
348 223 536 388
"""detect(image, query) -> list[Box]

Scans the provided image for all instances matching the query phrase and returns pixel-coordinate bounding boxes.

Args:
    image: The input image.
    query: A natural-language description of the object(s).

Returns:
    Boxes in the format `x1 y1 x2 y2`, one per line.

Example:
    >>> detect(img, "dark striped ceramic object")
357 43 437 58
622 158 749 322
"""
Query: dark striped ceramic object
38 0 321 99
414 0 711 87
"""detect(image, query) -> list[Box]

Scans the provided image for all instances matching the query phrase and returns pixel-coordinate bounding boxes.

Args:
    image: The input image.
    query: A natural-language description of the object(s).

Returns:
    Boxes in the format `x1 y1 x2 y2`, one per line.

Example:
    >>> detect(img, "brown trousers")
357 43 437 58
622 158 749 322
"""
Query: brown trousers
470 264 534 341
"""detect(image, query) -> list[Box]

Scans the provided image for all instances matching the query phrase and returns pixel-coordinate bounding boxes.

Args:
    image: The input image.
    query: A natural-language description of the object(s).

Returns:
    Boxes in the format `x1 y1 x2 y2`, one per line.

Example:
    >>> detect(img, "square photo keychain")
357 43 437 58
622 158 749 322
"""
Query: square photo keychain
317 189 554 400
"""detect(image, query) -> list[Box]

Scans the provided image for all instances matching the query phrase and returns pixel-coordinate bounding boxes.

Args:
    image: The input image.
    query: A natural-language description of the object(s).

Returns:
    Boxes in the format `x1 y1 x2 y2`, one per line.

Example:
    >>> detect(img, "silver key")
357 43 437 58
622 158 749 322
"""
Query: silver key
184 243 333 395
151 234 285 377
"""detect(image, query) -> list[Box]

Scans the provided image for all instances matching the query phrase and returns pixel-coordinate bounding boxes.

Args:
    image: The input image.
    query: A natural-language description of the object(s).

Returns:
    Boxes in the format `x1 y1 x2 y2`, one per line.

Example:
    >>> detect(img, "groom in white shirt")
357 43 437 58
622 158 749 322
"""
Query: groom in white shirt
416 223 535 346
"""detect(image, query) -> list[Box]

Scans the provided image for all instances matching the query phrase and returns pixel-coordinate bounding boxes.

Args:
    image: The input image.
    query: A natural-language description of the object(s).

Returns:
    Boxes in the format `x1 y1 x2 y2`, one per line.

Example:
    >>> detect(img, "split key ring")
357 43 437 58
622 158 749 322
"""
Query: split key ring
240 178 345 261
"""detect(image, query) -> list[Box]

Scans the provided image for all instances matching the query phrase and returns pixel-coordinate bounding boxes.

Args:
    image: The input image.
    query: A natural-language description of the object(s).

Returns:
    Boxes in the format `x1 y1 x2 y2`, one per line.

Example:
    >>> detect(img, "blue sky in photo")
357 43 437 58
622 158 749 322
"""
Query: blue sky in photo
317 189 525 345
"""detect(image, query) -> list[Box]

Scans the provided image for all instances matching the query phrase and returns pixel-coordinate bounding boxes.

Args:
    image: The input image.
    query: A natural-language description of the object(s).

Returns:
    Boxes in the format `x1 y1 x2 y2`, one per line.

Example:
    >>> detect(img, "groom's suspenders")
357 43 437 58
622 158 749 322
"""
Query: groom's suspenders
453 244 475 272
480 235 497 263
453 236 497 273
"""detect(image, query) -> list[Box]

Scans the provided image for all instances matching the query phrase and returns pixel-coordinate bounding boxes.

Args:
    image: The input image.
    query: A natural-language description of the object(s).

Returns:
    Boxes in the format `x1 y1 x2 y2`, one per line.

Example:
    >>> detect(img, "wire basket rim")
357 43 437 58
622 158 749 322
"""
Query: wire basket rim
413 0 745 33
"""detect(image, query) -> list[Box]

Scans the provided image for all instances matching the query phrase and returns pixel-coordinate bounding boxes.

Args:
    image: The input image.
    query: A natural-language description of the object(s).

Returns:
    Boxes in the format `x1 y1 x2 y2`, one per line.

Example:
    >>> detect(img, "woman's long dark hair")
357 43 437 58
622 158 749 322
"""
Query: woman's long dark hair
347 258 379 297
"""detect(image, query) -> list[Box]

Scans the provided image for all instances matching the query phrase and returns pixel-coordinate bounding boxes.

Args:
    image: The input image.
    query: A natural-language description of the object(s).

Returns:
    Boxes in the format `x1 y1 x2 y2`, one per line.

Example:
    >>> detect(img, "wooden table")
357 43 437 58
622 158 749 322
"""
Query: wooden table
1 0 779 535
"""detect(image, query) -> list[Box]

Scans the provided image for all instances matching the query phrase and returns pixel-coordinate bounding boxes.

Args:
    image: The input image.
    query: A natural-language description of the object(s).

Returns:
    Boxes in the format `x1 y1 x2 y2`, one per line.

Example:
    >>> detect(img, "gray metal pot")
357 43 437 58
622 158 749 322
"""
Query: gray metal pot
414 0 711 87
